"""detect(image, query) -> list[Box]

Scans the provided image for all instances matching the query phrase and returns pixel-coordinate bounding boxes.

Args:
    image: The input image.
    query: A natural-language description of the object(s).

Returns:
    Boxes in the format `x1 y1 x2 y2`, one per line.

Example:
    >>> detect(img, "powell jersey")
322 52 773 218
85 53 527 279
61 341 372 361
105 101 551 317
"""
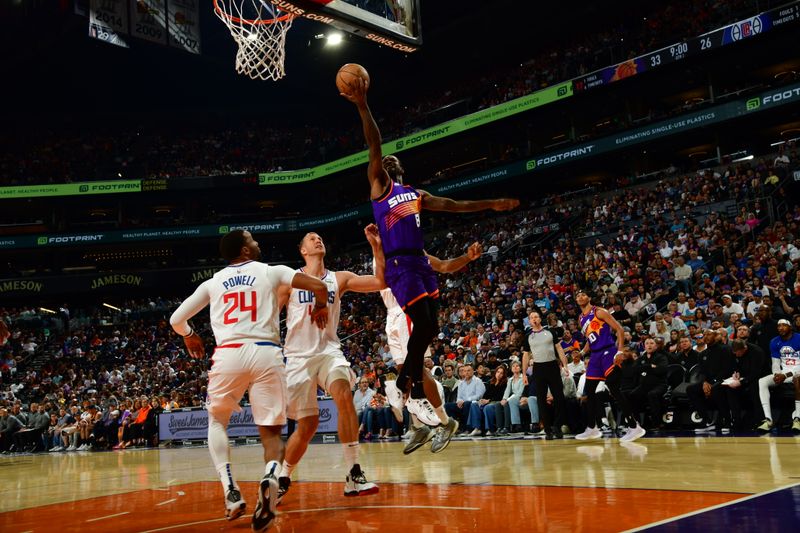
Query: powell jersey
372 181 425 256
284 269 342 358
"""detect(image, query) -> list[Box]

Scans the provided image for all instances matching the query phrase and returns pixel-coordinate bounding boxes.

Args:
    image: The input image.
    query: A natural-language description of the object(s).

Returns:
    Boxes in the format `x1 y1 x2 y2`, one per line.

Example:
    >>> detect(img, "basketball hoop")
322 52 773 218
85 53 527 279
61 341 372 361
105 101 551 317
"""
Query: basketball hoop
213 0 296 81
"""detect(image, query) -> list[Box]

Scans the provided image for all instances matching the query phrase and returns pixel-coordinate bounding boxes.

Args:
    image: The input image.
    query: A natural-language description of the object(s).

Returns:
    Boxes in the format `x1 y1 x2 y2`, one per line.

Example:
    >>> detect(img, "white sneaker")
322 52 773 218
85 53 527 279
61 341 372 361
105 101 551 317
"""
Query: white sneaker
344 464 379 497
575 427 602 441
67 444 77 451
620 425 646 443
485 430 494 436
49 445 63 452
469 428 482 437
224 485 246 521
76 444 86 451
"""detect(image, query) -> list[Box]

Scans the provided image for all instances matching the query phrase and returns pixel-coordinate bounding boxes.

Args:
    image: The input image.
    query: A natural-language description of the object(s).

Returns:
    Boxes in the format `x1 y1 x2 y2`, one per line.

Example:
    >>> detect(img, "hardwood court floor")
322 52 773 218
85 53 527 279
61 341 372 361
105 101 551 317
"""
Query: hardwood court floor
1 436 799 532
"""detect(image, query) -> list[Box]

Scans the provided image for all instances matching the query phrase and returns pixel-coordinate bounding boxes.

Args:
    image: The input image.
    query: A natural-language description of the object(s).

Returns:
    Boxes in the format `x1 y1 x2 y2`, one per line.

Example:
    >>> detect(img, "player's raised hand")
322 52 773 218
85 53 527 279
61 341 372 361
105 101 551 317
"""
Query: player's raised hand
491 198 520 211
364 223 381 246
466 242 482 261
340 76 368 105
311 304 329 330
182 331 205 359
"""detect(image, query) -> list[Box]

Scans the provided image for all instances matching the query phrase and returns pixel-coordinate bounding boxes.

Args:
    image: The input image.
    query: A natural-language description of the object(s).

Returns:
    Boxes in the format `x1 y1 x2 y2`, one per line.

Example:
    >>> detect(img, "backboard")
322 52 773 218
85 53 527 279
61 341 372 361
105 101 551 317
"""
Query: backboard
273 0 422 52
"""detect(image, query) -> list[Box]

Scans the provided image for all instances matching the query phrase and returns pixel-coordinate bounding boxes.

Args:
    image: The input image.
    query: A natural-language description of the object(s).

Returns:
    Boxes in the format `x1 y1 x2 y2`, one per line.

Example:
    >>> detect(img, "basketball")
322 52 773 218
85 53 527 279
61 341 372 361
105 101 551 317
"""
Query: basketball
336 63 370 95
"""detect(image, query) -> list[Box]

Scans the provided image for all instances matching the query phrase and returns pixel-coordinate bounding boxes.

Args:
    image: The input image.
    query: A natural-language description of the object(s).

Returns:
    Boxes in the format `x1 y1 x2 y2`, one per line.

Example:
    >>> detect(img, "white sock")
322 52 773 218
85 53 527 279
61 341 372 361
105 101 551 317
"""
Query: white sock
762 401 772 421
434 405 449 426
342 441 359 471
265 460 280 479
794 401 800 419
280 460 296 479
216 462 237 492
208 416 234 491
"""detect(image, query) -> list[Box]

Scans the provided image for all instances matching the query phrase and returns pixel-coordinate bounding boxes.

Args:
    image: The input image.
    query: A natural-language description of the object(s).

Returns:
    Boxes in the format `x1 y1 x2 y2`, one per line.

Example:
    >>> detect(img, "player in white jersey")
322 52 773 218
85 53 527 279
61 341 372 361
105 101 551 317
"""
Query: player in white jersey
277 225 386 502
170 230 329 532
380 242 483 454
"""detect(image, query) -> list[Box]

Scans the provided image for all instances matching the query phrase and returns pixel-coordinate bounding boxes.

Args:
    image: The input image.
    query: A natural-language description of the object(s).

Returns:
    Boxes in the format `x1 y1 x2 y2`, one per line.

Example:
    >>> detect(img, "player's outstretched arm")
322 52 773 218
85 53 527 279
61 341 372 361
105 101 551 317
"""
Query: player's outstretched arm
426 242 482 273
418 190 519 213
170 283 211 358
341 77 390 200
364 223 386 283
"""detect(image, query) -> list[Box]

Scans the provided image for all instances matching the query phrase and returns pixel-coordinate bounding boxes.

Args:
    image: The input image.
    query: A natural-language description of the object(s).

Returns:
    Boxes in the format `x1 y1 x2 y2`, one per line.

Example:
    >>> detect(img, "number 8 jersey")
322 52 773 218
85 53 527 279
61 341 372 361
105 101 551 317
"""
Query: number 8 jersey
284 269 342 358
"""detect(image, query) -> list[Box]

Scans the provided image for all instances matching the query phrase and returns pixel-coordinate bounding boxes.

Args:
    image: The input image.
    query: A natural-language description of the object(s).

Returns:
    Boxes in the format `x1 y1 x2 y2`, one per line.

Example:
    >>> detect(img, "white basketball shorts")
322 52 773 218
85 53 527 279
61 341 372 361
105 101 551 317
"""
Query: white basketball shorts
207 342 287 427
285 351 353 420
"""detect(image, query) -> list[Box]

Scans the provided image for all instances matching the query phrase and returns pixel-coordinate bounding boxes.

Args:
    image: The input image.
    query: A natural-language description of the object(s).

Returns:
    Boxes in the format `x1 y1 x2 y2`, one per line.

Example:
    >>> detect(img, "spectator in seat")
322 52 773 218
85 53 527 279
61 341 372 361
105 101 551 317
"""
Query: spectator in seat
567 352 586 377
353 378 375 439
674 256 693 293
469 365 507 436
752 306 780 377
0 406 23 452
440 362 459 403
627 338 669 429
445 364 485 433
721 295 744 317
501 360 526 433
687 329 736 432
143 397 162 447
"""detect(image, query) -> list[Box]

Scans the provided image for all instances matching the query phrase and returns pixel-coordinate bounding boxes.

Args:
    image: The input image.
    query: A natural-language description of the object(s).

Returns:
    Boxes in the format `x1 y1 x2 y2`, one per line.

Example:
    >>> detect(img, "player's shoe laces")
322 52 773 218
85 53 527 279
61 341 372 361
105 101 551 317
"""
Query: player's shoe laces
430 418 458 453
344 464 379 496
276 476 291 505
224 485 246 521
403 425 434 455
619 424 646 443
575 427 603 441
792 418 800 433
757 418 773 432
252 461 279 531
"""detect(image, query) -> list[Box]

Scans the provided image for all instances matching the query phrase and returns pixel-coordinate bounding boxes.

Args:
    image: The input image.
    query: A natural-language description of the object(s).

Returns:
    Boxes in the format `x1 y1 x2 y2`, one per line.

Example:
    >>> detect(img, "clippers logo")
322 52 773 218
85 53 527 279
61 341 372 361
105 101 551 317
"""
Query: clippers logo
730 16 763 41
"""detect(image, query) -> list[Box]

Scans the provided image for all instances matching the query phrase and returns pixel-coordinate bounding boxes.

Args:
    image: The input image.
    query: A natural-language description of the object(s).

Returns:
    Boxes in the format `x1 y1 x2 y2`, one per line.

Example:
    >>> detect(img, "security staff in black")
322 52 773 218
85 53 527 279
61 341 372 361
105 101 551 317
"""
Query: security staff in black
522 310 569 439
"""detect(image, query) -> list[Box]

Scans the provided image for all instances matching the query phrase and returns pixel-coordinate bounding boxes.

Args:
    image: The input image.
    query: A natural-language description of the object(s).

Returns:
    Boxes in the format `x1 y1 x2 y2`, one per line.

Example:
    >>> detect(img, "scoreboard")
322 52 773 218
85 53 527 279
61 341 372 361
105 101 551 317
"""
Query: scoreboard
574 1 800 91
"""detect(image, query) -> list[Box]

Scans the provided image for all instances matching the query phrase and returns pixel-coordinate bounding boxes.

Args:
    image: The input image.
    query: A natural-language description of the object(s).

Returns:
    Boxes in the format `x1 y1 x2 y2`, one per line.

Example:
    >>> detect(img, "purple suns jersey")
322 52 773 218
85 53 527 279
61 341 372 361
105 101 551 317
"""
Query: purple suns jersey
371 181 425 255
580 306 616 352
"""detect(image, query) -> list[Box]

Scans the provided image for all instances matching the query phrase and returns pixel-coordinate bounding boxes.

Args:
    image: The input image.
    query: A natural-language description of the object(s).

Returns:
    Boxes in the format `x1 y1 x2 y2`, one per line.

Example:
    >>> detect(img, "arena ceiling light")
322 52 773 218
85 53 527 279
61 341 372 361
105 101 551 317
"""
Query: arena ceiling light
325 32 344 46
39 307 56 314
103 303 122 312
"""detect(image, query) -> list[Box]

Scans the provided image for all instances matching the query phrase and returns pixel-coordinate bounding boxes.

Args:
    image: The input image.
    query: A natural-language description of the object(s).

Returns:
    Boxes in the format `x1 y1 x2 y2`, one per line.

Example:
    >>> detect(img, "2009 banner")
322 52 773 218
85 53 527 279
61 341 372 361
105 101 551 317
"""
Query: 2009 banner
157 401 338 441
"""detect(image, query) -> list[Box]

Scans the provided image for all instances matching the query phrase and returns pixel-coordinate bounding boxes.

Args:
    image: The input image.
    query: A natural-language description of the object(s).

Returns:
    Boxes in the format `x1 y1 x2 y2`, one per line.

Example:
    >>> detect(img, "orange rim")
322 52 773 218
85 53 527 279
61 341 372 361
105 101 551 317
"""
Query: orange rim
213 0 297 25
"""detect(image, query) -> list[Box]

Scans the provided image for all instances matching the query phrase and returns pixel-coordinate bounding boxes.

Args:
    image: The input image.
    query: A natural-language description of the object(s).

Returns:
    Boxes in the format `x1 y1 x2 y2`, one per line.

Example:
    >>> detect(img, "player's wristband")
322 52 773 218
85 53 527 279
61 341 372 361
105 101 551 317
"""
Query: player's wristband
182 328 194 338
314 301 327 310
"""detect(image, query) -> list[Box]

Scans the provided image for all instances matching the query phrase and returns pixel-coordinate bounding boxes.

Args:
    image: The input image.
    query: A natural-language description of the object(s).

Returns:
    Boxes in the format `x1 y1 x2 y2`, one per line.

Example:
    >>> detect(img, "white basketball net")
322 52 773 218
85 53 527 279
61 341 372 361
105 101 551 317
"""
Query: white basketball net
214 0 296 81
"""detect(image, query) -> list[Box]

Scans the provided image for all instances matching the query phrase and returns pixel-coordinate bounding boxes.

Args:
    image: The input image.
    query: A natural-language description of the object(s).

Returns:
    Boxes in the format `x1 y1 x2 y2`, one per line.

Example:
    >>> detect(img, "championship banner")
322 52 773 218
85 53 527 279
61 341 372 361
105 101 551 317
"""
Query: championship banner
167 0 201 54
89 0 130 48
259 82 573 185
158 401 339 441
130 0 168 45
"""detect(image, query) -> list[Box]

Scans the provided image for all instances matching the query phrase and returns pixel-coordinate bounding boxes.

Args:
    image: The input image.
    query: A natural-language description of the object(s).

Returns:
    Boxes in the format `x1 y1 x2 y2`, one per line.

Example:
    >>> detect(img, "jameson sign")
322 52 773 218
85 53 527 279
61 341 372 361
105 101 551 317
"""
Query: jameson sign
158 400 339 441
258 82 573 185
0 180 141 199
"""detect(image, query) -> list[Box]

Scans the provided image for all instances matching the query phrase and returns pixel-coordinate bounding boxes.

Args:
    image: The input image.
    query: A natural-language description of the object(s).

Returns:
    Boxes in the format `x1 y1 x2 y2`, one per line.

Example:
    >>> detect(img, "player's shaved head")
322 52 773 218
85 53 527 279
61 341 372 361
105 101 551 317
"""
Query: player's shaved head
220 230 247 261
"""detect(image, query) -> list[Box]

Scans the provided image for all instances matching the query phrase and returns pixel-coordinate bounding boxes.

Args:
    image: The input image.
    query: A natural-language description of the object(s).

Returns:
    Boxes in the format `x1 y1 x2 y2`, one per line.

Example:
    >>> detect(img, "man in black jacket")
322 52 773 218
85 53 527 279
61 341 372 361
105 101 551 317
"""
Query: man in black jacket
13 403 51 452
686 329 736 432
727 339 766 429
751 306 779 377
628 338 669 429
669 335 699 370
0 406 23 452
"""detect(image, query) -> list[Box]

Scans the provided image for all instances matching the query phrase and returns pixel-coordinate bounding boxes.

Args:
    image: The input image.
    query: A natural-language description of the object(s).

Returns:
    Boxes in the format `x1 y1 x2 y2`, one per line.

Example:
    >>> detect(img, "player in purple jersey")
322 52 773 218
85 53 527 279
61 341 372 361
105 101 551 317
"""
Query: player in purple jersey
343 76 517 452
575 289 645 443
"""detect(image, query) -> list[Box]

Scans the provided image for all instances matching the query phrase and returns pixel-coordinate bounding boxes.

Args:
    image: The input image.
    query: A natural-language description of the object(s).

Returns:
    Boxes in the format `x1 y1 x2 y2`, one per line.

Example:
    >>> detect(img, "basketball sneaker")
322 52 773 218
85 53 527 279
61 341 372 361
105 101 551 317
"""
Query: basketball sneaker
276 476 291 505
430 418 459 453
757 418 773 432
403 425 434 455
792 418 800 433
619 424 646 443
344 464 379 496
384 380 405 423
252 461 278 531
575 427 602 441
224 485 246 521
